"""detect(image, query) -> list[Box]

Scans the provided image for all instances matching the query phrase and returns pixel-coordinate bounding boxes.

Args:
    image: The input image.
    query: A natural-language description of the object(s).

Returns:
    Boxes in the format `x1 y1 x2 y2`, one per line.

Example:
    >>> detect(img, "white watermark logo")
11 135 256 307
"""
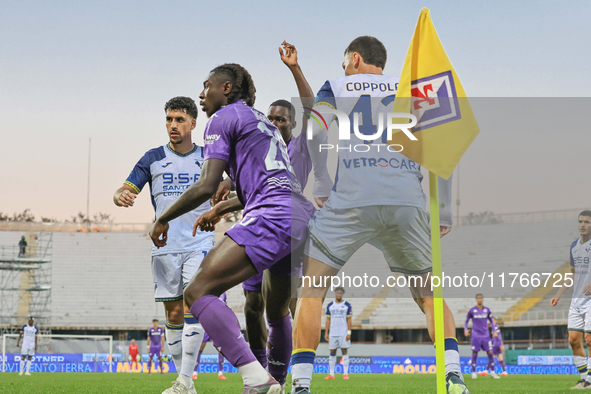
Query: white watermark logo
304 106 417 152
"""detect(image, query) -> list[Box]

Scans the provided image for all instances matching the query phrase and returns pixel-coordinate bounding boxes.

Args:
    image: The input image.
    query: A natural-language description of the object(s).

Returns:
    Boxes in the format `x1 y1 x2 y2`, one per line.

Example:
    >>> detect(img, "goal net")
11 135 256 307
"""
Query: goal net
2 334 113 373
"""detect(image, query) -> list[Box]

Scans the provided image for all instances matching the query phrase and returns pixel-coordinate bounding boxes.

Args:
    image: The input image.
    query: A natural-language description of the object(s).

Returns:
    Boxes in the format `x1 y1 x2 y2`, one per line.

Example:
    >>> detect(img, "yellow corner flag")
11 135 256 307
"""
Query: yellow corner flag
389 8 480 394
389 7 479 180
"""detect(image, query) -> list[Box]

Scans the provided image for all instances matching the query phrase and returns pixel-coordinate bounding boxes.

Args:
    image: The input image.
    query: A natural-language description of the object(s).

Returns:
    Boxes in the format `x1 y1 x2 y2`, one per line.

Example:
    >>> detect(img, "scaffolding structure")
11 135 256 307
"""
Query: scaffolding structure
0 232 52 335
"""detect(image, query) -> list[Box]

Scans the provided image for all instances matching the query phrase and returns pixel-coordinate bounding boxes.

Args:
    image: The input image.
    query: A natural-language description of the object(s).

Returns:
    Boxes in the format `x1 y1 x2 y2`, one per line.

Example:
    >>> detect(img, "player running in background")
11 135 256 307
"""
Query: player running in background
129 339 140 370
149 63 314 394
324 287 352 380
16 317 37 376
193 293 227 381
491 317 508 376
551 210 591 389
290 36 466 394
464 294 498 379
210 40 314 383
147 319 165 374
114 96 212 393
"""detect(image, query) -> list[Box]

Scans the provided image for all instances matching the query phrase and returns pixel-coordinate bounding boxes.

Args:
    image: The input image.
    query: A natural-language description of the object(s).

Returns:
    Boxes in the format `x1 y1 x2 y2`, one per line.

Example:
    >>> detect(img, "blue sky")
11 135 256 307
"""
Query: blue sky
1 0 589 223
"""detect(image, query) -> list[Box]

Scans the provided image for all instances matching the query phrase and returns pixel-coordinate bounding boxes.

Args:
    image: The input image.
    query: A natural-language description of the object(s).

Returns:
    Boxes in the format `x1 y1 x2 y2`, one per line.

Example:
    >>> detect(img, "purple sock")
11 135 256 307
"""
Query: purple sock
487 352 494 372
500 360 506 371
471 352 477 372
251 348 268 369
266 314 292 386
196 349 203 371
190 294 256 368
218 353 224 373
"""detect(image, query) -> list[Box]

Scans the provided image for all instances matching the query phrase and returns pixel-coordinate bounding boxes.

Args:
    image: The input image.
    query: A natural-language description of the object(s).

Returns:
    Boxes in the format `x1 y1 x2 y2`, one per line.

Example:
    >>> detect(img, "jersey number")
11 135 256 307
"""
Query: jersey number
349 94 396 144
257 122 293 173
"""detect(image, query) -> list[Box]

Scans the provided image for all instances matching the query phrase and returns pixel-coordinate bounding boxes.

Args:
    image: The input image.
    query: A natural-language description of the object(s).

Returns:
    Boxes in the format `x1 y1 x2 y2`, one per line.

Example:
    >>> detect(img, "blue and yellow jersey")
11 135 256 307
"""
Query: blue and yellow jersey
125 143 214 256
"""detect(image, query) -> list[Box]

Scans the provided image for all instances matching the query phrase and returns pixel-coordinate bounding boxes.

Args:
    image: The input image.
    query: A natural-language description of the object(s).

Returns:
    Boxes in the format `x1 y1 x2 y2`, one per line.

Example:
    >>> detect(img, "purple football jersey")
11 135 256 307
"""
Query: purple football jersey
286 132 312 190
464 305 493 338
203 100 313 223
491 323 503 347
148 327 164 347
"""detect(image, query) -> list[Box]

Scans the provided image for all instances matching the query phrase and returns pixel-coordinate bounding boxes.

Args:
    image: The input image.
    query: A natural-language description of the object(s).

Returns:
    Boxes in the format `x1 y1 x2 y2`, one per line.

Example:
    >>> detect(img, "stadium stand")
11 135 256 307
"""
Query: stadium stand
0 212 582 336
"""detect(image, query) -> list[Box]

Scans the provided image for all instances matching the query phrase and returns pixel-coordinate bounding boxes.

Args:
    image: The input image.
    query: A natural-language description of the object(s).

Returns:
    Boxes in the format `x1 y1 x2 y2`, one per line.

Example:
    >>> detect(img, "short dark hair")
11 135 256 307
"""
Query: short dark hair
335 287 345 293
345 36 387 69
475 293 483 298
210 63 256 107
152 319 159 323
269 99 294 119
164 96 198 119
579 210 591 218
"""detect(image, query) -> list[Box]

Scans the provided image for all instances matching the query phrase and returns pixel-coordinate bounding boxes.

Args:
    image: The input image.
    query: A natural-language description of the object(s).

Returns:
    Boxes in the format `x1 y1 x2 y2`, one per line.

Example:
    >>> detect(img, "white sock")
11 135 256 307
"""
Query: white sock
20 360 25 372
329 354 336 375
575 356 588 380
218 370 224 377
343 354 350 374
177 374 193 388
291 363 313 390
587 358 591 382
25 360 31 372
238 360 269 387
165 327 183 373
180 323 204 378
445 349 462 376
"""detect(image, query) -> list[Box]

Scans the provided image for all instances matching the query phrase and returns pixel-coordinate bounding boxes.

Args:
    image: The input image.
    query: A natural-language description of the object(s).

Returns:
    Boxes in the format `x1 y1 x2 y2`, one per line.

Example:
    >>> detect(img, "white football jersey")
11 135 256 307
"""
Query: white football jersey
570 237 591 308
125 144 215 256
326 300 352 337
20 324 38 349
311 74 452 226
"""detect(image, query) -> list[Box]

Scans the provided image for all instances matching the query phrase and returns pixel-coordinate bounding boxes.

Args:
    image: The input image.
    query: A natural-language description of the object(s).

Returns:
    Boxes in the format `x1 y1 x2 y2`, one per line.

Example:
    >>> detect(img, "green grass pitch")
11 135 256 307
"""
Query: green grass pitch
0 372 581 393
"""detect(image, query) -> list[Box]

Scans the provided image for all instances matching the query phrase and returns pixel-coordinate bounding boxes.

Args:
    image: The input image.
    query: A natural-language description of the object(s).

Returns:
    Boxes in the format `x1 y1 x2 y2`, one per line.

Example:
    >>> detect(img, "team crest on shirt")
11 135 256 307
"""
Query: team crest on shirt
410 70 461 132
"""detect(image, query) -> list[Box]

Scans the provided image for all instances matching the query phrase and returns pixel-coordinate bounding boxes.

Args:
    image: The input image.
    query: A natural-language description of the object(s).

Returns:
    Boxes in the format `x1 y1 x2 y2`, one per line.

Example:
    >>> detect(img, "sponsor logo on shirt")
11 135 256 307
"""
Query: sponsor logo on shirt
204 134 221 144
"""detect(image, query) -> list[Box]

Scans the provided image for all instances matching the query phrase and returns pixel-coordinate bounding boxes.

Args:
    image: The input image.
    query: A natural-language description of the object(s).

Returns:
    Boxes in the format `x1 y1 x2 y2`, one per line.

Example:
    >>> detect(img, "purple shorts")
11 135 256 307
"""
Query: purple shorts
149 346 161 358
243 272 263 292
471 336 492 352
227 216 308 278
492 339 503 355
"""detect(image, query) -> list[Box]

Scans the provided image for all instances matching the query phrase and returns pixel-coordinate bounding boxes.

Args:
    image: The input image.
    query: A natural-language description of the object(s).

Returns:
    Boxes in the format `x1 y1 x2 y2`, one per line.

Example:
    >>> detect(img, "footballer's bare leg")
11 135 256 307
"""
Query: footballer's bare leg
291 256 339 391
410 272 464 386
262 269 293 385
244 289 268 368
183 235 279 391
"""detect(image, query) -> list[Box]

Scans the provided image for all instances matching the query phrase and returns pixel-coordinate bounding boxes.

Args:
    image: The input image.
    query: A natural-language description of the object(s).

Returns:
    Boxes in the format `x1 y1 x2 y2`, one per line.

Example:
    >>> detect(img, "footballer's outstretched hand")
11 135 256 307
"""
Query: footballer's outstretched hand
315 196 328 209
212 179 233 206
149 220 169 248
279 40 298 69
195 210 222 234
440 226 452 238
464 329 470 337
550 297 560 306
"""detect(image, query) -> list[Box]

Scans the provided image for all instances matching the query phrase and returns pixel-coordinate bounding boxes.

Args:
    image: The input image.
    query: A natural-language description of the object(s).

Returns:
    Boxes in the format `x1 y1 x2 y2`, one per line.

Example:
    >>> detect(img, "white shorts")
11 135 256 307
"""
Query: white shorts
329 335 350 350
568 306 591 332
306 203 432 275
152 250 207 302
21 346 35 357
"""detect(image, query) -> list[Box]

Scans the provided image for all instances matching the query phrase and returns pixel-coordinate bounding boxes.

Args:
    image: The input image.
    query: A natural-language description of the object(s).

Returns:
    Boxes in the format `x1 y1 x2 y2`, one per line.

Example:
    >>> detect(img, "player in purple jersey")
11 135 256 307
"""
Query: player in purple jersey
464 294 499 379
491 317 508 376
149 63 314 394
147 319 165 374
194 293 227 381
208 41 314 381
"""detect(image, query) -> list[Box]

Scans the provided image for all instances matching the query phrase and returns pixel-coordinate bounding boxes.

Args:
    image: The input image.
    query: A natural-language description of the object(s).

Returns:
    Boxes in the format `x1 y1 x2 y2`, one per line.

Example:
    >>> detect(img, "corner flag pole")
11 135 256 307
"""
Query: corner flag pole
429 171 447 393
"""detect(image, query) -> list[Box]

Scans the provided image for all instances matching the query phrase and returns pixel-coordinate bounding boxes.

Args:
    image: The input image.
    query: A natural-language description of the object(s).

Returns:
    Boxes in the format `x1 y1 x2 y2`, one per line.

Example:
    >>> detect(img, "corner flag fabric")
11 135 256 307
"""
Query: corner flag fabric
389 7 479 179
